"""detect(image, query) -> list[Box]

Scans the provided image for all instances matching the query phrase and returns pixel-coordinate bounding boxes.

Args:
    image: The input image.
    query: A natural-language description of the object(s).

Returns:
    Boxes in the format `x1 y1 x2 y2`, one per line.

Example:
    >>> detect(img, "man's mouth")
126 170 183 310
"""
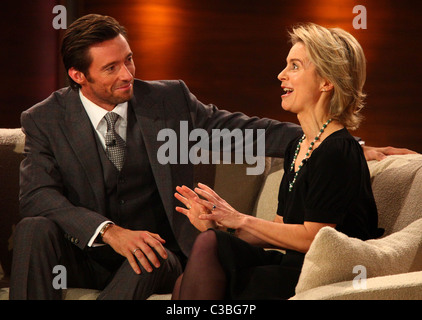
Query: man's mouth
115 82 133 91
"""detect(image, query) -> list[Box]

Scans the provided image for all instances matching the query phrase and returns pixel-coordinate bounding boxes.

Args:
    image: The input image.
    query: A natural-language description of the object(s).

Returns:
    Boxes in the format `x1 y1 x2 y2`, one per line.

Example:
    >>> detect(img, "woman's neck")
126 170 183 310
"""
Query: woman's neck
297 110 344 145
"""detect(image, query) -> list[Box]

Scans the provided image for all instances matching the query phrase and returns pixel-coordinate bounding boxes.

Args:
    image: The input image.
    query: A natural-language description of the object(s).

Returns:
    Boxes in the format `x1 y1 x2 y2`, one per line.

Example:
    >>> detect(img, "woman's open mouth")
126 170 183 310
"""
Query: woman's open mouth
282 87 294 98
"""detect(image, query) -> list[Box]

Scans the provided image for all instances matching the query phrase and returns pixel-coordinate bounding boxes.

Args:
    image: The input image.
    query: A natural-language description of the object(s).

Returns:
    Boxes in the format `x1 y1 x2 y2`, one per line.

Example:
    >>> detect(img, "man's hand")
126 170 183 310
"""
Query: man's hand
363 145 418 161
102 225 168 274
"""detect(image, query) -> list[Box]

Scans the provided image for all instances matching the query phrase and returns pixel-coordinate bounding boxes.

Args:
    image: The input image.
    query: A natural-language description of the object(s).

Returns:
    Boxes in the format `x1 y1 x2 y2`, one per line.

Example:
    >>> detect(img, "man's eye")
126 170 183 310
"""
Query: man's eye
292 63 298 70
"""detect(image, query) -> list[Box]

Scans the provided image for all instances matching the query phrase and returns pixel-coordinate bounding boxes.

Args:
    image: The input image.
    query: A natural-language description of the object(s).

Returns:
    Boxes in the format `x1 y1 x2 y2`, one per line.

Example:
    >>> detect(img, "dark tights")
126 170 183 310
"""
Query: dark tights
172 230 226 300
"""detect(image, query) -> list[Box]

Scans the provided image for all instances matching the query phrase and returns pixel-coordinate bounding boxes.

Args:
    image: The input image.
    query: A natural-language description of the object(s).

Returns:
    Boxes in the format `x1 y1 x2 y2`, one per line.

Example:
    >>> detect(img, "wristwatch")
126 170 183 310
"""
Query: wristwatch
99 222 114 239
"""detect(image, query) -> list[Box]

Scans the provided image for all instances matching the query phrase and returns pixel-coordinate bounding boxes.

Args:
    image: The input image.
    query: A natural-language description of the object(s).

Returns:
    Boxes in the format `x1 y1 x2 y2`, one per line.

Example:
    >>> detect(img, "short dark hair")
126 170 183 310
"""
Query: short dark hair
61 14 128 90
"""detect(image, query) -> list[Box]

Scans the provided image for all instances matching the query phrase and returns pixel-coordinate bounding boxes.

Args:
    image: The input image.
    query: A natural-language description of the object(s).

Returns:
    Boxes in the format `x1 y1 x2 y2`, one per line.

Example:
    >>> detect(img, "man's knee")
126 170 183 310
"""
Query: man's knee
136 248 182 278
17 216 56 229
98 249 183 299
14 216 61 248
141 249 183 294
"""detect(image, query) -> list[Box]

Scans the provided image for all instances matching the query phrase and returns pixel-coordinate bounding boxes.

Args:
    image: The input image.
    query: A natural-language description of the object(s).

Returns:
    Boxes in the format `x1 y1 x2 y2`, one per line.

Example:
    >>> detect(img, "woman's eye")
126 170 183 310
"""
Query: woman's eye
292 63 298 70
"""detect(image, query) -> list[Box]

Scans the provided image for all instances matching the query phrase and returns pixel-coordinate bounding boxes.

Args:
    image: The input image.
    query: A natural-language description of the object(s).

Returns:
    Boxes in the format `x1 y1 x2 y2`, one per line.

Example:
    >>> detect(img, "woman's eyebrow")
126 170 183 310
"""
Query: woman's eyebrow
286 58 303 65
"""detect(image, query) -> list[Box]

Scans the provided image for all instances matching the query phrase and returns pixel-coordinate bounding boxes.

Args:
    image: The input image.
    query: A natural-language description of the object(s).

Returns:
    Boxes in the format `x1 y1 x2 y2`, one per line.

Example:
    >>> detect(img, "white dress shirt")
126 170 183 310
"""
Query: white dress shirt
79 90 128 247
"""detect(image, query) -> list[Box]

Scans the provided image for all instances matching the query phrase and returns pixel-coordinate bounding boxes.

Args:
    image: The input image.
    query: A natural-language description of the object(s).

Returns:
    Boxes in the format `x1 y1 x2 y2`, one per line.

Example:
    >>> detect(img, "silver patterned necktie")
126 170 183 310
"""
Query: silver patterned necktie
104 112 126 171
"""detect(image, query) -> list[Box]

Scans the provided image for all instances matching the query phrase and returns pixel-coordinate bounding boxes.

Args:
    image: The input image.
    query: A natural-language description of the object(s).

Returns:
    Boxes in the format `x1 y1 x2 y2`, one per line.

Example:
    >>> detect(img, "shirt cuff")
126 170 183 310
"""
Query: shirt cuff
87 220 114 247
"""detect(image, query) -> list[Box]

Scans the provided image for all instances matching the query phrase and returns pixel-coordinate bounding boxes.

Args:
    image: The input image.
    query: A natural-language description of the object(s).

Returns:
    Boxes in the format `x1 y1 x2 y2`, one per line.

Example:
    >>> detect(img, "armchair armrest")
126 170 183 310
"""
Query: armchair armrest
290 270 422 300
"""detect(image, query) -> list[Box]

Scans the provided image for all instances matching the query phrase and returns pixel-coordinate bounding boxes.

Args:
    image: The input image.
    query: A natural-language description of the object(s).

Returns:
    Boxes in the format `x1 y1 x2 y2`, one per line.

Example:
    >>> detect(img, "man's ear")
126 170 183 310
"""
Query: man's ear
68 67 87 86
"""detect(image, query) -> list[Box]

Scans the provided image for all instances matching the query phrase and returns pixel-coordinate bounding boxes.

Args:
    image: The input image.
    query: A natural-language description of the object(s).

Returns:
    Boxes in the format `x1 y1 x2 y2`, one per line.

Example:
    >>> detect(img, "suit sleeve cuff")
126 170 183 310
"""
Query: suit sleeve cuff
87 221 114 247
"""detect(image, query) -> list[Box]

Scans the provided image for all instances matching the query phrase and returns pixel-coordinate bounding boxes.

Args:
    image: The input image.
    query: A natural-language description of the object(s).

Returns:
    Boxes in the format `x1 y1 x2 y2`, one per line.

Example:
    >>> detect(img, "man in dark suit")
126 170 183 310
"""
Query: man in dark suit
9 14 302 299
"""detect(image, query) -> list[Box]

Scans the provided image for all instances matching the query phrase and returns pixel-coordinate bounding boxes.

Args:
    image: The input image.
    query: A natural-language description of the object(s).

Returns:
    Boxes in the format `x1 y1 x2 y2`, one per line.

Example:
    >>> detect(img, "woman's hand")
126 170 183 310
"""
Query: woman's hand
175 185 216 232
193 183 245 230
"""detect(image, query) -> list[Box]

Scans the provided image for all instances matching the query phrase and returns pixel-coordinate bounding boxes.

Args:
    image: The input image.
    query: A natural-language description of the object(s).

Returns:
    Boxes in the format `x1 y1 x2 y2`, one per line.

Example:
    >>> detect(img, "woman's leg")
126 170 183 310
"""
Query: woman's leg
171 273 183 300
174 230 226 300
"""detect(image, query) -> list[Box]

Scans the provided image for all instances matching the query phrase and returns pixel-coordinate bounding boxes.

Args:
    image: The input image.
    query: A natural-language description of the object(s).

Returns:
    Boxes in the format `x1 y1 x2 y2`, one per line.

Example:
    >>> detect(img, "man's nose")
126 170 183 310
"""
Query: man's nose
120 64 134 81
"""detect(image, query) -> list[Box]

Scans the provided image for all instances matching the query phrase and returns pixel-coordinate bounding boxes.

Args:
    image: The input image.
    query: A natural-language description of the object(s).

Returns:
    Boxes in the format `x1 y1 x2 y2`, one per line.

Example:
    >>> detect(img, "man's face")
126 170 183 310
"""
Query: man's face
74 34 136 111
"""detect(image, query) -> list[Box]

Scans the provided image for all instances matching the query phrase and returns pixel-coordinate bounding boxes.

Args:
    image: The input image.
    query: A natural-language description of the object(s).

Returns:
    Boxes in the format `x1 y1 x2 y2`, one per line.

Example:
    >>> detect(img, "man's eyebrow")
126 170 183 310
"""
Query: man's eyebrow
101 61 117 71
101 52 133 70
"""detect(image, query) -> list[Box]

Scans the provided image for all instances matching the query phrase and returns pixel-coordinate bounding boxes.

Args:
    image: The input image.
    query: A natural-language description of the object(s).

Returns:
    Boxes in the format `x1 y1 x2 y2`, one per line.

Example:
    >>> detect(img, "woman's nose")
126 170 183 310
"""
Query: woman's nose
277 69 287 81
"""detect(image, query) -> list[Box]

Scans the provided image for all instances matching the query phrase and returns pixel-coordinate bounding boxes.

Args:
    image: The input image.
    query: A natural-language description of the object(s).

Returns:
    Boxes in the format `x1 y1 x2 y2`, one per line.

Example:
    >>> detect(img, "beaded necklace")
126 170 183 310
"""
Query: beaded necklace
288 118 332 192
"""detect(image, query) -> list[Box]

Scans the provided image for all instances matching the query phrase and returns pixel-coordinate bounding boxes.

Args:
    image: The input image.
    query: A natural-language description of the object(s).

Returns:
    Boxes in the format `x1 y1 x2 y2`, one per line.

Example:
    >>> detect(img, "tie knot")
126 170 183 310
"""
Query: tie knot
104 112 119 130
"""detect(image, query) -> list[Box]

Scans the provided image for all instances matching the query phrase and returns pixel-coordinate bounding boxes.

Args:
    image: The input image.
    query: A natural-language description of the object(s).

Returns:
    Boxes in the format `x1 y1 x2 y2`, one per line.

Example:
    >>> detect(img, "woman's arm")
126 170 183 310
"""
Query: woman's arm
192 183 335 253
235 214 335 253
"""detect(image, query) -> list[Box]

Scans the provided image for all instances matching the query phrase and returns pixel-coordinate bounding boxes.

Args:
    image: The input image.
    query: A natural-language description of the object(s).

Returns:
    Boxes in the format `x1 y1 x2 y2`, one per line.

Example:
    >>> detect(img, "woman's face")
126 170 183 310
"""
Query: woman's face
277 42 325 114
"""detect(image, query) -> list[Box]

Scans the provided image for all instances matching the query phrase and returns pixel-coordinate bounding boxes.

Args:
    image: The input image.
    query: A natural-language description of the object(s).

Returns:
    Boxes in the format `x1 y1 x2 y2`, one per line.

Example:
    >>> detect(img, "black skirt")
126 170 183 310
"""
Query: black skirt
213 229 304 300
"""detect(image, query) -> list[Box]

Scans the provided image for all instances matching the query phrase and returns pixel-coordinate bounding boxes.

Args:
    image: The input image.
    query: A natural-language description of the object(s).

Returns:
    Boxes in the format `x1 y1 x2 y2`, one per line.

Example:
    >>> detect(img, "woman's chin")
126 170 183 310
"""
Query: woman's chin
281 103 294 114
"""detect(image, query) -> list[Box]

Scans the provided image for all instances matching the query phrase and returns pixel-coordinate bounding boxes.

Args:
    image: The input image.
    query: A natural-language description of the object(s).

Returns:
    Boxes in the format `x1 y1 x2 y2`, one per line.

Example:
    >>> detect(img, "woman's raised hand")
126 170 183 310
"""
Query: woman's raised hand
193 183 244 230
174 185 216 232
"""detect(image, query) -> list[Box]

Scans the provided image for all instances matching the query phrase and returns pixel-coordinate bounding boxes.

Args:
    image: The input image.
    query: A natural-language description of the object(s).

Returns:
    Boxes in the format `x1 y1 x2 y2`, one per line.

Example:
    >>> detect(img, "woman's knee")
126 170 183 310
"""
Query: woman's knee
190 230 218 256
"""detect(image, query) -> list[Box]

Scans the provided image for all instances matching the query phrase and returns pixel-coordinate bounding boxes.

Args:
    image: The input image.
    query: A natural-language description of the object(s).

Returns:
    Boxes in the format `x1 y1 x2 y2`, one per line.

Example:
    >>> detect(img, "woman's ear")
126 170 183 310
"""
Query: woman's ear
321 79 334 92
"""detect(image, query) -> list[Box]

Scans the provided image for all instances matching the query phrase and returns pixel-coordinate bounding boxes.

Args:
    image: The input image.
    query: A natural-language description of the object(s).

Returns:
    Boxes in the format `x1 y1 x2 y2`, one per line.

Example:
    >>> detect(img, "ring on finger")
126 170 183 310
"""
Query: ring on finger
133 248 140 255
212 204 216 211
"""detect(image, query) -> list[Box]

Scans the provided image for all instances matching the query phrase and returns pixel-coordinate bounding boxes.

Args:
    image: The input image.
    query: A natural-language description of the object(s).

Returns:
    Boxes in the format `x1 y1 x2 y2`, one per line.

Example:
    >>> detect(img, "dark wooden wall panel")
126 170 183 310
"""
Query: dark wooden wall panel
1 0 60 128
3 0 422 152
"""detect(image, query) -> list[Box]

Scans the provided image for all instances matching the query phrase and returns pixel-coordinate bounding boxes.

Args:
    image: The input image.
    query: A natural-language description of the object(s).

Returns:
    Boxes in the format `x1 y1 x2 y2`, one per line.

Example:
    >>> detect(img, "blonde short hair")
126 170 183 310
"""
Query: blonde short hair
289 23 366 130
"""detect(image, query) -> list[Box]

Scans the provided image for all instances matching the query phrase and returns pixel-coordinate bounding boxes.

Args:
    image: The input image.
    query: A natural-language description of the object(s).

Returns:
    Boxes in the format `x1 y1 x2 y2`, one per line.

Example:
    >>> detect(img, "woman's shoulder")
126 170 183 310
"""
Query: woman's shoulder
321 128 360 150
313 128 363 165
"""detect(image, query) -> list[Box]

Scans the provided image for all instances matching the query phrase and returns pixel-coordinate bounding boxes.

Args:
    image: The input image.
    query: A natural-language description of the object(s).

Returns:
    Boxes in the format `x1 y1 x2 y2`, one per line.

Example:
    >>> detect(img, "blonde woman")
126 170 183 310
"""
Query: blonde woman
172 23 384 300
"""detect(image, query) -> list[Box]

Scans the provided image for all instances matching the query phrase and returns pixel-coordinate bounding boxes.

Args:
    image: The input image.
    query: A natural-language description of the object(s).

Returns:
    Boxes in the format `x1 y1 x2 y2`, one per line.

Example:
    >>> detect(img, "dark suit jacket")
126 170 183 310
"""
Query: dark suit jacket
19 79 301 255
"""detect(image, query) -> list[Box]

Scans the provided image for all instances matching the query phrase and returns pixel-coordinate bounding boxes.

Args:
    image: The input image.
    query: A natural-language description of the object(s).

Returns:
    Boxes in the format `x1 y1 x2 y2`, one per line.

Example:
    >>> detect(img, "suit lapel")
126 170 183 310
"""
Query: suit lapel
130 91 175 220
61 91 106 215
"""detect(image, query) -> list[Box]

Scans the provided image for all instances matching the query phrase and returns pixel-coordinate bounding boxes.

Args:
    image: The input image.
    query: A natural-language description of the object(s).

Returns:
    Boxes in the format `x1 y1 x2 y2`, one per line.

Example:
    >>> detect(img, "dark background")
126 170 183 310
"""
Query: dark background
1 0 421 152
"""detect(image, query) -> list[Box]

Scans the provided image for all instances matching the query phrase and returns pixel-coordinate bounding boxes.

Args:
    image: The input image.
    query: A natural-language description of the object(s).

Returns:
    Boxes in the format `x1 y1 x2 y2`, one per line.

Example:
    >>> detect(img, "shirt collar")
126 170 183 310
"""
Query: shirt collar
79 90 128 130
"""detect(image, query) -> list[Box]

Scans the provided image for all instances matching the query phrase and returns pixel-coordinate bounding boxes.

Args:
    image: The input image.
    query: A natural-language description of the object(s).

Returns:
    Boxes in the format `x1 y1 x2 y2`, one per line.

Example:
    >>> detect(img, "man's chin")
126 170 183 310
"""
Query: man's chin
113 90 134 104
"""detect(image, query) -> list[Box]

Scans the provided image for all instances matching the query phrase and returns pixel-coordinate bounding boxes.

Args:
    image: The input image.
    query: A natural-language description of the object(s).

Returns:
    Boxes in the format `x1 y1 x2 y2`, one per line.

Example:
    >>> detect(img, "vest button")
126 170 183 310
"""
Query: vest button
119 199 126 205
